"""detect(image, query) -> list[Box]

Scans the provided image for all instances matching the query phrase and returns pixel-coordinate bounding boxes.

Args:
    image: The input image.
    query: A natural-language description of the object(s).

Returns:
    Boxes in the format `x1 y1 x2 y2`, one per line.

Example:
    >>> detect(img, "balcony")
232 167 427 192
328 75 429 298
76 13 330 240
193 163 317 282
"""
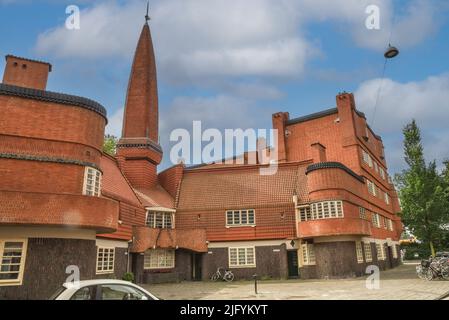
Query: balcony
0 190 119 233
131 226 208 253
298 218 372 238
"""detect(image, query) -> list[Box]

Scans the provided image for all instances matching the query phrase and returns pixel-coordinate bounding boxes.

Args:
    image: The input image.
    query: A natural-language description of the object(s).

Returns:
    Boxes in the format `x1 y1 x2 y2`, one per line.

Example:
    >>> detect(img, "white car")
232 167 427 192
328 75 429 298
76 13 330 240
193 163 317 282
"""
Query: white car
50 279 160 300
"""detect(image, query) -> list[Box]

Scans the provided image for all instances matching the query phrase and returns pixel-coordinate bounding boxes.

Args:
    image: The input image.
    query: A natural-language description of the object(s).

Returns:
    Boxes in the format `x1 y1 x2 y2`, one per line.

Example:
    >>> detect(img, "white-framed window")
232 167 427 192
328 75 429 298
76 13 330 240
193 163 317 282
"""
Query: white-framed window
145 212 174 229
372 213 381 228
96 247 115 274
374 161 379 173
359 207 367 220
226 210 255 227
144 249 175 269
376 243 386 261
355 242 364 263
383 216 388 229
362 150 373 168
367 180 377 196
298 206 311 222
228 247 256 268
379 167 386 180
392 245 398 259
301 243 316 265
306 201 343 221
364 242 373 262
0 240 27 286
83 167 102 197
384 192 390 205
387 219 394 231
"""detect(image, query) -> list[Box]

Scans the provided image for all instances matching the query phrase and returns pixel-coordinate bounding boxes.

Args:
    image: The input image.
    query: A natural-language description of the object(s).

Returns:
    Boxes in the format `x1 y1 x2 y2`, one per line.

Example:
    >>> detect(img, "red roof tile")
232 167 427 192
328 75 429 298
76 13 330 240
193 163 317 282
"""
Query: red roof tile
178 162 309 210
130 226 207 253
134 185 175 209
100 155 141 206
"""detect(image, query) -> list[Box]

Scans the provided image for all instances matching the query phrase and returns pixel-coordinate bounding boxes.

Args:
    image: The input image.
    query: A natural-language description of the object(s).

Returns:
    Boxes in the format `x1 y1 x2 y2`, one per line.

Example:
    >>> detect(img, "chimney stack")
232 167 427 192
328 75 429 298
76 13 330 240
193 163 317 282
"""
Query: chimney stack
2 55 52 90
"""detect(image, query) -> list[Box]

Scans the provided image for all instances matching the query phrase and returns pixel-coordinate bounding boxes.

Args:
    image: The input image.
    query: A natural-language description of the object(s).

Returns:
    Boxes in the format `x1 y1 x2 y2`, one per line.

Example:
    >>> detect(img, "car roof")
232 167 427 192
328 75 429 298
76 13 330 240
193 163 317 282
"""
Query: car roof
62 279 141 288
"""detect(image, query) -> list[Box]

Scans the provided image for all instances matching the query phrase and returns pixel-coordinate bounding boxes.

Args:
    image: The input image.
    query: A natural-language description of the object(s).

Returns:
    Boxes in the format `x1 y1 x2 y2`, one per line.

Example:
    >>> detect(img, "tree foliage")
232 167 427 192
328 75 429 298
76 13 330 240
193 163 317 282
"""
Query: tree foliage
395 120 449 256
103 135 118 156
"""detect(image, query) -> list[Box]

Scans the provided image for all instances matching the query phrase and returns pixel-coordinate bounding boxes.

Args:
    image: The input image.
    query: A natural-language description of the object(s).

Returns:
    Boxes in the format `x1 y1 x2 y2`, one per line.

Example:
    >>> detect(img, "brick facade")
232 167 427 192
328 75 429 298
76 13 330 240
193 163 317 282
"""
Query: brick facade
0 18 404 299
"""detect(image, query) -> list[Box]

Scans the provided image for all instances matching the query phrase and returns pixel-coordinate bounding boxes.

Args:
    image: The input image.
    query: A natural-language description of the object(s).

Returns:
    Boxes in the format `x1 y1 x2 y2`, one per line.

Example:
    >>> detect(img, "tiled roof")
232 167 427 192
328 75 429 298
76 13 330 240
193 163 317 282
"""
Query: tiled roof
0 83 107 121
130 227 208 253
100 155 141 206
134 185 175 209
177 163 309 211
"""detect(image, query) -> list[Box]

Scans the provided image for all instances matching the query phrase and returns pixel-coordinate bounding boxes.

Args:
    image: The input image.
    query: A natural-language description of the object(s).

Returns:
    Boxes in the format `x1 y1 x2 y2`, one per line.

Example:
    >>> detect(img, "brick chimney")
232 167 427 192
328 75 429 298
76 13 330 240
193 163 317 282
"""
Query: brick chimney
272 112 289 163
2 55 52 90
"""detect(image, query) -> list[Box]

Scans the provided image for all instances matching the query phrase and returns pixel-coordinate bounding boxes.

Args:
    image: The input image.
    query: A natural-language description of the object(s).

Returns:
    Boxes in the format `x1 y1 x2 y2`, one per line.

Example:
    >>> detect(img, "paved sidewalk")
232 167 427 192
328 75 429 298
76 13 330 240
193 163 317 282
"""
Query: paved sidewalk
141 263 449 300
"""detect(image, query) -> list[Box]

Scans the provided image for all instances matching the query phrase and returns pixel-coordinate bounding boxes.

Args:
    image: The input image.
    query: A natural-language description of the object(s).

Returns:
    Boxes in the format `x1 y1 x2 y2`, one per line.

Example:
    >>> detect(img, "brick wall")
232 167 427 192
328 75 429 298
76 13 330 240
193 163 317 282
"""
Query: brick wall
176 204 296 242
2 56 51 90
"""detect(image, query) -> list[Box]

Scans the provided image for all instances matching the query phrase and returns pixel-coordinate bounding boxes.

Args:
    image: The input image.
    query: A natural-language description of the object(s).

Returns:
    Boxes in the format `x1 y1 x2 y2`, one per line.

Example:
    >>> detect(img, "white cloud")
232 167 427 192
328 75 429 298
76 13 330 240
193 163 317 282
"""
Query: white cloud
105 106 124 138
355 73 449 171
35 0 442 83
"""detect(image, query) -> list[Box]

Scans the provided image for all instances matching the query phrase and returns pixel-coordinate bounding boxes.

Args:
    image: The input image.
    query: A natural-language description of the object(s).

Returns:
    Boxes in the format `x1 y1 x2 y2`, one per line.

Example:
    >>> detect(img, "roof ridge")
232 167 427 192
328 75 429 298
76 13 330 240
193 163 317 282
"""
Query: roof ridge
0 83 107 122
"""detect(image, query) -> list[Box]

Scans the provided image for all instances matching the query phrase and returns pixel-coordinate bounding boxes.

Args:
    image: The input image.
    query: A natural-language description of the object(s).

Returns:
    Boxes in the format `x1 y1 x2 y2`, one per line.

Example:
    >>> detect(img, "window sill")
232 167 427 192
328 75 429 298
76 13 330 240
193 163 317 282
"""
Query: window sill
0 280 22 287
96 271 114 275
229 265 256 269
226 224 256 229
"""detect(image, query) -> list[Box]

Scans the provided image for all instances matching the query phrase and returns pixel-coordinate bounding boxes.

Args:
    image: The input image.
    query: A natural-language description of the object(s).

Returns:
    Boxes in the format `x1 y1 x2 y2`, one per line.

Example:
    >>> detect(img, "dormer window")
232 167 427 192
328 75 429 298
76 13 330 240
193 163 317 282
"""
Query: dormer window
83 167 102 197
146 211 174 229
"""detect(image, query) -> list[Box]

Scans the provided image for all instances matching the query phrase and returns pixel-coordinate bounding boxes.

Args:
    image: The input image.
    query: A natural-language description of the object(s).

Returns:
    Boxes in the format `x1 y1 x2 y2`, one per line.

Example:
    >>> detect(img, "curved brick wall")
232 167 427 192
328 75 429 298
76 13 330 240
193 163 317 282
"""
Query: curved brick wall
0 160 86 194
0 95 106 155
298 218 372 238
0 190 119 233
305 165 402 240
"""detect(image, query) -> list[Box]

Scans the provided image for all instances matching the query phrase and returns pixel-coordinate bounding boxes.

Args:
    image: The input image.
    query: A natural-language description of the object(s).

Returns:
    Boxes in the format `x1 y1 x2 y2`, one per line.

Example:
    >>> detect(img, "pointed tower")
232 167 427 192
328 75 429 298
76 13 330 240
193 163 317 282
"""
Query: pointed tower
116 14 162 190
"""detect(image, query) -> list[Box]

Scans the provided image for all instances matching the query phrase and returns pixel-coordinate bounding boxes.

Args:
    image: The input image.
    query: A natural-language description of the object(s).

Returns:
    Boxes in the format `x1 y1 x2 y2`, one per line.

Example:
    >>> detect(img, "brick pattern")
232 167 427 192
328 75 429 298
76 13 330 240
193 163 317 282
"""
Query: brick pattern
0 159 85 194
134 186 175 208
0 190 119 233
176 204 296 242
0 95 106 151
0 134 101 168
158 164 184 199
178 164 308 211
131 226 208 253
122 23 159 143
2 56 50 90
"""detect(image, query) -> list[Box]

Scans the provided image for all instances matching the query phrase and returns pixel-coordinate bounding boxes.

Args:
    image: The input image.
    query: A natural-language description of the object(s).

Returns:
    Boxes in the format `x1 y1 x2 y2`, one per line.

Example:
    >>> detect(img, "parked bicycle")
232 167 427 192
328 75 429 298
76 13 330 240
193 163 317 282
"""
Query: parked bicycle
211 267 235 282
416 256 449 281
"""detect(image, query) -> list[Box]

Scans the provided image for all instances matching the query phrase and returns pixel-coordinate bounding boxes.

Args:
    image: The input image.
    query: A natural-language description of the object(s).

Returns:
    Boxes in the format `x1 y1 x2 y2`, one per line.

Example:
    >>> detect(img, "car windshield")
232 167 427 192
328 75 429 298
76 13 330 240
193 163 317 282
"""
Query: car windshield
48 286 67 300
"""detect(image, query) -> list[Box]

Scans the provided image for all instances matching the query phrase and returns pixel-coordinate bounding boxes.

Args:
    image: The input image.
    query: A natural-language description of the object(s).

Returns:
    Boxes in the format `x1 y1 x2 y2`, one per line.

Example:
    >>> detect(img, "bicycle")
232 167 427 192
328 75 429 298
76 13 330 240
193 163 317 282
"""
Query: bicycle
211 267 235 282
417 257 449 281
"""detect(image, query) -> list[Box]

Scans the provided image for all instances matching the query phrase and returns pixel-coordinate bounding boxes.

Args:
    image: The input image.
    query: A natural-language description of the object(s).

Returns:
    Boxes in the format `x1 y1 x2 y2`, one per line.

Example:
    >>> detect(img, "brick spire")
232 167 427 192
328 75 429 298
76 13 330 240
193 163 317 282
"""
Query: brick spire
117 18 162 190
121 21 159 144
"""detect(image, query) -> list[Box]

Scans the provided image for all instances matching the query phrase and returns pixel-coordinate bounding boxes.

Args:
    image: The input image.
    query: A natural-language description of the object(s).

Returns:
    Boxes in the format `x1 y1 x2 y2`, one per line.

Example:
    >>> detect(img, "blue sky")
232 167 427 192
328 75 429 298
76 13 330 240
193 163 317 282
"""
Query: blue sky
1 0 449 174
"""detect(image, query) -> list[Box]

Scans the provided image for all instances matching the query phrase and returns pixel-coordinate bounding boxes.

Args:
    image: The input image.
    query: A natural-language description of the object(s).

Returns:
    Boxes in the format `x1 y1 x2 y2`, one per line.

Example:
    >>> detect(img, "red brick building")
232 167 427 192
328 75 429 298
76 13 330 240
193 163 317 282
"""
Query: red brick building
0 19 402 299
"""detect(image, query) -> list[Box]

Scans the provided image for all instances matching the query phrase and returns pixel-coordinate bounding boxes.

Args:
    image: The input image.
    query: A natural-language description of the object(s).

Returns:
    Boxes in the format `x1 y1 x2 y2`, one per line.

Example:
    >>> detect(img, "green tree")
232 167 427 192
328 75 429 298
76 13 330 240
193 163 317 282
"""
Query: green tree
103 134 118 156
395 120 449 256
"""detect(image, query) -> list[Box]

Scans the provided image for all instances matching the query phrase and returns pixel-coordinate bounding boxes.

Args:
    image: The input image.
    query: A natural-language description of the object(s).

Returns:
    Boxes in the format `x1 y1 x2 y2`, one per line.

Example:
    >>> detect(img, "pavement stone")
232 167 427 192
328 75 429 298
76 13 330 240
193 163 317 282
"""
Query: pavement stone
141 263 449 300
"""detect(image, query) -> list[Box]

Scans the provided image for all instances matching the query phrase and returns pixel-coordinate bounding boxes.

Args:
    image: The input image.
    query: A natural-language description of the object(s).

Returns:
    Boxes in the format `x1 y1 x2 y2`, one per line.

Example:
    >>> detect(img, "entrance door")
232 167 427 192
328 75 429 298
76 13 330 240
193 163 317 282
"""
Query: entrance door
387 246 394 269
287 250 299 278
191 253 202 281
